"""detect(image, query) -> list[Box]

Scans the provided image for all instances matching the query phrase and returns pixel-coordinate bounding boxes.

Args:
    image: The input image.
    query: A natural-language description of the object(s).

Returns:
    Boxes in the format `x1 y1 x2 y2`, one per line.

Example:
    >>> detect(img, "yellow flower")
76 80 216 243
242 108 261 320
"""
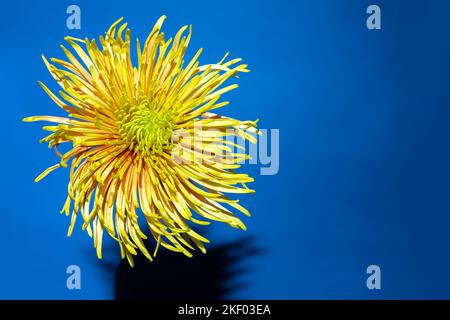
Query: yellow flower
23 16 258 266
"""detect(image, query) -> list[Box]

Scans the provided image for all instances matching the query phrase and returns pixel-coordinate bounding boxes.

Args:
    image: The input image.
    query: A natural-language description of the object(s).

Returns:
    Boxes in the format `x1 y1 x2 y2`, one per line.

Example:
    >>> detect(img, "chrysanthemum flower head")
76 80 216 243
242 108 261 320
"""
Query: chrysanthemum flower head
23 16 258 266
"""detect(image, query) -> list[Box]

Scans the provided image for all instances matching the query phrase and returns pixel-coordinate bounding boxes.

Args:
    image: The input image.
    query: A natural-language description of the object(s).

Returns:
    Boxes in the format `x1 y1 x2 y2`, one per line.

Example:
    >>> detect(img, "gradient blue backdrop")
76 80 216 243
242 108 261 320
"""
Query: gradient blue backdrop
1 0 450 299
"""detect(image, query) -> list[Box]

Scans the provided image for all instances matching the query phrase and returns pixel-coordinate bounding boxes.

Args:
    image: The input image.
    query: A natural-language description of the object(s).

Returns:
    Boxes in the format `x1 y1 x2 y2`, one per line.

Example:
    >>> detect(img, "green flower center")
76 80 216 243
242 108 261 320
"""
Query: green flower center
118 101 175 157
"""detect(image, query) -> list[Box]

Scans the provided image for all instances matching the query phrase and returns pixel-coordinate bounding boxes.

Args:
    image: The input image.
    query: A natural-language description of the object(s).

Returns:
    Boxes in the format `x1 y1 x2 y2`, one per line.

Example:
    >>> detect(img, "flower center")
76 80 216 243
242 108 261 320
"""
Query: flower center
118 101 175 157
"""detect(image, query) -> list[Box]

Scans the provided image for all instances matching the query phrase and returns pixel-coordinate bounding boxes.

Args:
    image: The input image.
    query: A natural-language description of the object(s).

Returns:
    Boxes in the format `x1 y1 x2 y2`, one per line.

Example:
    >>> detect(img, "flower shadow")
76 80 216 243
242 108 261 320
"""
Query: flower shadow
114 236 261 300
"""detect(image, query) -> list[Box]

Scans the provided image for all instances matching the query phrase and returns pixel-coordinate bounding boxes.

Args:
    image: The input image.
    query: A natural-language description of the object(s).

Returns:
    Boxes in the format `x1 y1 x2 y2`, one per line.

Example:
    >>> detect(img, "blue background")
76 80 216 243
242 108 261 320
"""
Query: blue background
1 0 450 299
